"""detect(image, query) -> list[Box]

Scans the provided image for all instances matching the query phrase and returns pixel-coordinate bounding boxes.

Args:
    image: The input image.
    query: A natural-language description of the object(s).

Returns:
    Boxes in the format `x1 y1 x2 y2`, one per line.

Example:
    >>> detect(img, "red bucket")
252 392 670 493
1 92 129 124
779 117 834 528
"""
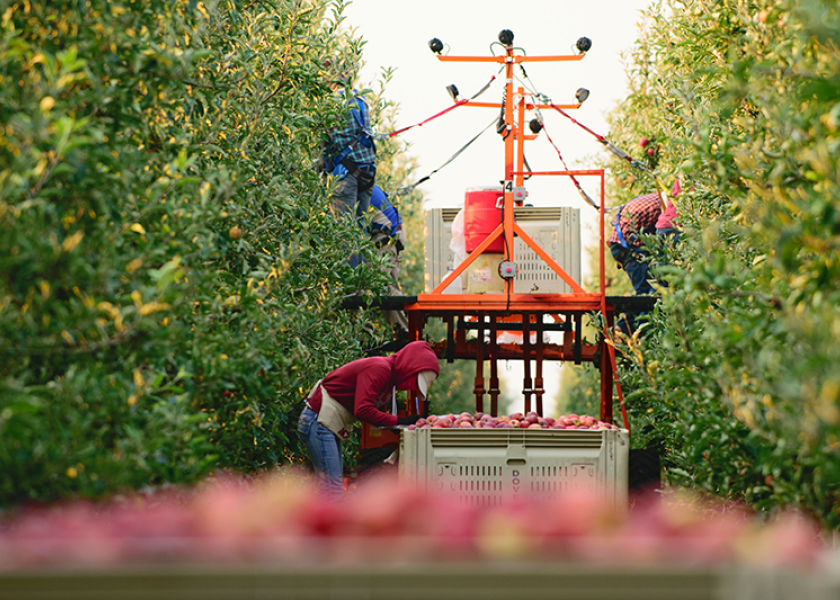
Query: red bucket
464 188 504 253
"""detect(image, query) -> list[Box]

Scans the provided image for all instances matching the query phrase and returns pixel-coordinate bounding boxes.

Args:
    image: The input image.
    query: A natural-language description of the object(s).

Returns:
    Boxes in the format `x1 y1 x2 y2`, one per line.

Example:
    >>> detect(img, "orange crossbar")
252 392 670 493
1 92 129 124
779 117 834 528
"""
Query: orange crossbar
430 223 504 295
513 223 586 294
459 102 582 110
510 170 605 176
407 293 606 312
436 54 585 63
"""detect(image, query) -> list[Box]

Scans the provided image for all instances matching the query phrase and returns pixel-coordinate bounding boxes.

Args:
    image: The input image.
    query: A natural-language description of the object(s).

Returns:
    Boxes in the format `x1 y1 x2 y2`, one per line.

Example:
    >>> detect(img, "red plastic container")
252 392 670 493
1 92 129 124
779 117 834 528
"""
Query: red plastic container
464 188 505 253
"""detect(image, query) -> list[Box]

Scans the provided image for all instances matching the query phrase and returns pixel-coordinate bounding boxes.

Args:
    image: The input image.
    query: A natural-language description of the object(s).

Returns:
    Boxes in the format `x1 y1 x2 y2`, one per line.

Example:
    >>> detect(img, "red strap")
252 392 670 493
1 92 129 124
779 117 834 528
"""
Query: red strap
541 123 584 191
549 103 606 142
389 99 469 137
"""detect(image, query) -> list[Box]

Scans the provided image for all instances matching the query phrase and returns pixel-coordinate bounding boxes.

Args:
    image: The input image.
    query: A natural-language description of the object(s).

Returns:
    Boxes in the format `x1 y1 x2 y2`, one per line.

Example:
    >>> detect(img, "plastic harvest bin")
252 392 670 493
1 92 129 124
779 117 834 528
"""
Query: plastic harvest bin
399 428 629 510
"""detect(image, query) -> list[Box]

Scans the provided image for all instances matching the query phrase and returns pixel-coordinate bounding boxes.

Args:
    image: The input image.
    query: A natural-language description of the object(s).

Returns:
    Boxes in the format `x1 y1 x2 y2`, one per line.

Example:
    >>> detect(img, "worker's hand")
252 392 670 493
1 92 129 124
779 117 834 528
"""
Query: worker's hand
396 414 422 426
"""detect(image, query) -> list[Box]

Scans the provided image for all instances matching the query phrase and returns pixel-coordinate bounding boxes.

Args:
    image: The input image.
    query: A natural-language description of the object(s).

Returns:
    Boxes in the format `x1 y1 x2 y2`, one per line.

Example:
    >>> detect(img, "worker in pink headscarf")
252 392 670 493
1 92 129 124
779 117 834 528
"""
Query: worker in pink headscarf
655 178 682 241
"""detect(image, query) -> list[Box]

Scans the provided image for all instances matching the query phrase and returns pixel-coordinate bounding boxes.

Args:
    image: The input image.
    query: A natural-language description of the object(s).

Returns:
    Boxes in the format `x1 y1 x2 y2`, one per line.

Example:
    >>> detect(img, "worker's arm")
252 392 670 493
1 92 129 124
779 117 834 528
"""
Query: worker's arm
353 368 399 428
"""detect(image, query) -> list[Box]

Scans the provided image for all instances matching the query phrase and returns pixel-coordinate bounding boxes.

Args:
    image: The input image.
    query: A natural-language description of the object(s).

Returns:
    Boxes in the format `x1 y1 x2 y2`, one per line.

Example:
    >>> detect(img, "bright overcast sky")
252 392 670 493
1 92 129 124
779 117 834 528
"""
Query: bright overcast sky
344 0 654 214
343 0 655 412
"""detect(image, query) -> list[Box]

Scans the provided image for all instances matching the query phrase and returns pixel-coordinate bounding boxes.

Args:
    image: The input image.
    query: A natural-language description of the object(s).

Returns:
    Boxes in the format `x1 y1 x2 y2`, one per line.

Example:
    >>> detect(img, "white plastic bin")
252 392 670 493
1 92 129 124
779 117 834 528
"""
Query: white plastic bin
399 428 629 510
424 206 581 294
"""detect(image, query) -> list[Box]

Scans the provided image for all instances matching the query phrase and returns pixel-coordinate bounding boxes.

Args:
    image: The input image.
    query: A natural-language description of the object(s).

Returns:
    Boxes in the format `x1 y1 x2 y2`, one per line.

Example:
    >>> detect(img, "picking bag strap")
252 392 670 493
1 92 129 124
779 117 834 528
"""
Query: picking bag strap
612 205 631 249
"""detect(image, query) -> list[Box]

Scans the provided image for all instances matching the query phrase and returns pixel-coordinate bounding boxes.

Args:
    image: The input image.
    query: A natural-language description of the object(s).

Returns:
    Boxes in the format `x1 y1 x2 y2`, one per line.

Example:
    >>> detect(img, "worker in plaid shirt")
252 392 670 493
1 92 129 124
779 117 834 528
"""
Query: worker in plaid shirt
608 192 663 295
322 66 377 269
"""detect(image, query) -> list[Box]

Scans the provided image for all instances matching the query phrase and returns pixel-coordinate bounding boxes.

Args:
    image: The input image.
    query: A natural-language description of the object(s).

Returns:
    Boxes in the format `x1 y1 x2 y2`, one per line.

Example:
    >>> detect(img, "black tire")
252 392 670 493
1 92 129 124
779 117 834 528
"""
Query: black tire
629 448 661 491
355 446 398 484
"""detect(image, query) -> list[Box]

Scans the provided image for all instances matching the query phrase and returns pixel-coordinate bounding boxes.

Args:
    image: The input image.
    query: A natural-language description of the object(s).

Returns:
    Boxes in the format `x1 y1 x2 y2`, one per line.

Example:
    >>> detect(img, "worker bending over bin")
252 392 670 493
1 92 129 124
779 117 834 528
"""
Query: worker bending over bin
298 341 439 500
608 192 662 295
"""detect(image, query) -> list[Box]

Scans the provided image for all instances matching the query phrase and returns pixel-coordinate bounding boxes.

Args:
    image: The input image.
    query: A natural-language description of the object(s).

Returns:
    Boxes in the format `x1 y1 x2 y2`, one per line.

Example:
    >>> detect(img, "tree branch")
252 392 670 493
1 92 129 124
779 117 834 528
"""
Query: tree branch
259 0 300 108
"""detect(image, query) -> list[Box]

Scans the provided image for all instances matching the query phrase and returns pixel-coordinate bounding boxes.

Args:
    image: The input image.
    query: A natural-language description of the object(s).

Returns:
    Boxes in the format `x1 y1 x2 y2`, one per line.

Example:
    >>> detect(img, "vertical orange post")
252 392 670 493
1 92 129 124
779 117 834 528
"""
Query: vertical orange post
489 314 500 416
502 46 515 295
597 170 613 423
523 312 532 414
601 311 615 424
516 86 527 194
474 312 486 412
535 317 545 415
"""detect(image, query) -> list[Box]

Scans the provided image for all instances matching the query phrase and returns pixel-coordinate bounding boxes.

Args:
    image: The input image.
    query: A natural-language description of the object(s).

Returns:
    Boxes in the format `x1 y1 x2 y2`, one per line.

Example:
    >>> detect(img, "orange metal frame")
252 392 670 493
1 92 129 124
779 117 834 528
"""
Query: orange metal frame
361 42 622 452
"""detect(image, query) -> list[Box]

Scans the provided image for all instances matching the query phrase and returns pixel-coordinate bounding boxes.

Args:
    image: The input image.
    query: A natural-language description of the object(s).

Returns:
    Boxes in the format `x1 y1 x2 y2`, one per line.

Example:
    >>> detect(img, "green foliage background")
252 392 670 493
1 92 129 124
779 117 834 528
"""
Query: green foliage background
0 0 412 503
4 0 838 536
565 0 840 529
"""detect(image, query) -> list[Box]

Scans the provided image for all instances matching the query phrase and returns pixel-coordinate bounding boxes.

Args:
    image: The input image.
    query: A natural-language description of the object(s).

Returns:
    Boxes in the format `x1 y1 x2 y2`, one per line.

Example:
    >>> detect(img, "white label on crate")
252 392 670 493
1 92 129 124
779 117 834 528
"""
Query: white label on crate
469 267 493 283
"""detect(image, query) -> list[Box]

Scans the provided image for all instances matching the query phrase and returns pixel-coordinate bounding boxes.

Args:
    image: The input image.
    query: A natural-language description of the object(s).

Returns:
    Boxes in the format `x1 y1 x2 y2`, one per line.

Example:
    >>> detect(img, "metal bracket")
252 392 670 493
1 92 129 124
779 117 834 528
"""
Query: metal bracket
499 261 518 279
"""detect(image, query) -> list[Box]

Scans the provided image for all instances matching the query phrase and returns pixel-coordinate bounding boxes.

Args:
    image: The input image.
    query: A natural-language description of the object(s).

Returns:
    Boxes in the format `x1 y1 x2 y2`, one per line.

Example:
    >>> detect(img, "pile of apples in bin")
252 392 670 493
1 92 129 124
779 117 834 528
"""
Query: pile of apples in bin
409 411 621 430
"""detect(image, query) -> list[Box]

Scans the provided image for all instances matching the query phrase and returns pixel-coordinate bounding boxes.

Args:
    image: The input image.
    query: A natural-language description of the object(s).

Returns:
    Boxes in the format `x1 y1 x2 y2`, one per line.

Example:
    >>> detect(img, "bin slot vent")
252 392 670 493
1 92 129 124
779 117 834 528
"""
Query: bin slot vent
459 494 504 506
525 440 604 449
456 477 503 493
455 464 503 479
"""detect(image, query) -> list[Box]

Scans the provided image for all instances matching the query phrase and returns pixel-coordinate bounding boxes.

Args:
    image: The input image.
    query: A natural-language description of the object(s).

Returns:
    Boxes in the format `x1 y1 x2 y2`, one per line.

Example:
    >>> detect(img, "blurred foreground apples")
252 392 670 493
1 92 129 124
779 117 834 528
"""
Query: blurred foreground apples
0 470 827 570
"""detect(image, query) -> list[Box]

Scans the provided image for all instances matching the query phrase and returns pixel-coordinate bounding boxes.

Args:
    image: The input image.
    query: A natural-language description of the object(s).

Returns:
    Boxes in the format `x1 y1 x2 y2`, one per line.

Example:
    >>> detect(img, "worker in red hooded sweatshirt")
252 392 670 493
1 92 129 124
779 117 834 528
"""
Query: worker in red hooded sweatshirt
298 340 440 500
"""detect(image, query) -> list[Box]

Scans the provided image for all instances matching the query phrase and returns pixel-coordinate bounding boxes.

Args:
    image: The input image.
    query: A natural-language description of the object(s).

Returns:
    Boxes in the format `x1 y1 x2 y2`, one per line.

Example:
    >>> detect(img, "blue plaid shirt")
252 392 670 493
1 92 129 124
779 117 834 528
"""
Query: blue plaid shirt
325 94 376 174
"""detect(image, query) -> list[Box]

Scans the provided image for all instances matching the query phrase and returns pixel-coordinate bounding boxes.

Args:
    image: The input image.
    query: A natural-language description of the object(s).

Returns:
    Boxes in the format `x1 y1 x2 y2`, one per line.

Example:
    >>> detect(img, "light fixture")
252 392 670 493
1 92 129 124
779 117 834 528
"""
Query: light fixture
575 36 592 53
498 29 514 46
575 88 590 103
428 38 443 54
446 84 460 101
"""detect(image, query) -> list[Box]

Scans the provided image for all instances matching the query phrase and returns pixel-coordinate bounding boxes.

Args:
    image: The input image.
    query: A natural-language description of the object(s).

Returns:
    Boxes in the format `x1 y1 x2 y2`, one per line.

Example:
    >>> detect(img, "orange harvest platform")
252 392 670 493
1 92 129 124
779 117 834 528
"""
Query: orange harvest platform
347 31 659 457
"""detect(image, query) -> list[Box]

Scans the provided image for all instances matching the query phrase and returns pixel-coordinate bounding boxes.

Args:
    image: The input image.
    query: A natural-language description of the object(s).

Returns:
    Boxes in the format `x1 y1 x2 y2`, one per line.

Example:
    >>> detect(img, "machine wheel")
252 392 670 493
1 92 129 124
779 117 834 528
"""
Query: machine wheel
629 448 661 492
355 446 398 485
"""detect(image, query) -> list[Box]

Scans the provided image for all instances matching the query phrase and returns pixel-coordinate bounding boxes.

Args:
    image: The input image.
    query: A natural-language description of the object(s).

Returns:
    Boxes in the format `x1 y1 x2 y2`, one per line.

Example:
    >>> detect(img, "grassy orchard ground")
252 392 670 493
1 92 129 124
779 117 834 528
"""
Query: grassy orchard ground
565 0 840 531
0 0 433 504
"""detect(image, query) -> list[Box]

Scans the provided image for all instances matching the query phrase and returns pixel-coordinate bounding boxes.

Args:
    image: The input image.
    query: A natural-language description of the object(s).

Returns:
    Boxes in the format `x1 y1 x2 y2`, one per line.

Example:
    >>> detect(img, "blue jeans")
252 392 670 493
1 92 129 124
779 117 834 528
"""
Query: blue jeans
610 243 655 295
298 408 344 501
334 170 374 269
656 227 681 243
